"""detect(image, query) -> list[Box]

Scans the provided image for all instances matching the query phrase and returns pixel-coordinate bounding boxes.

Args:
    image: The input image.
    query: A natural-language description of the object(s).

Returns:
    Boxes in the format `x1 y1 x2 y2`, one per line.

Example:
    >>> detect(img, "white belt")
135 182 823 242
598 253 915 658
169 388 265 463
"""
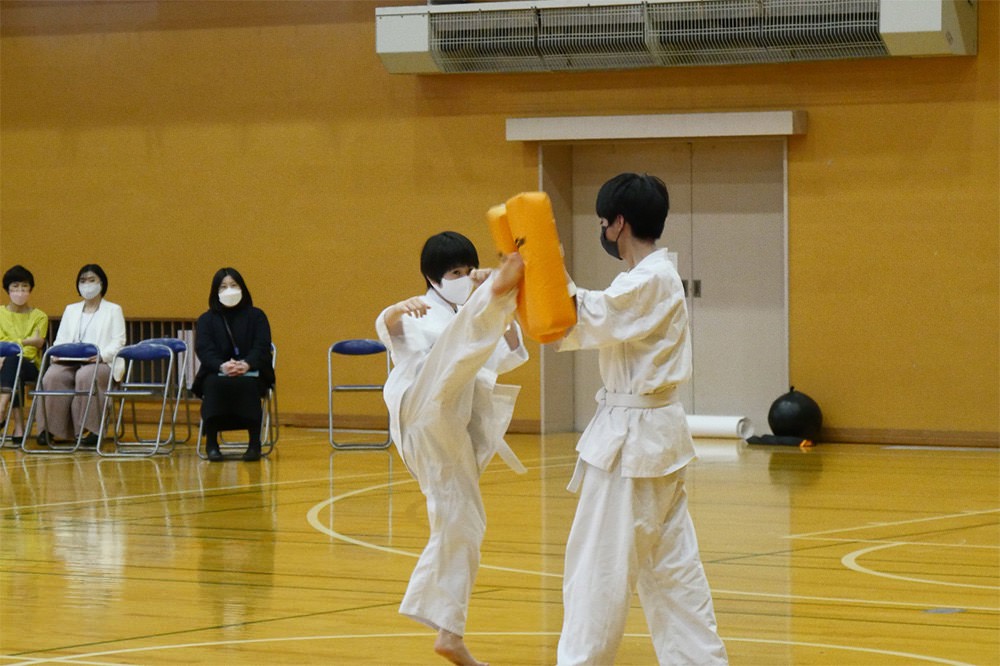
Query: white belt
495 438 526 475
567 387 679 494
595 386 678 409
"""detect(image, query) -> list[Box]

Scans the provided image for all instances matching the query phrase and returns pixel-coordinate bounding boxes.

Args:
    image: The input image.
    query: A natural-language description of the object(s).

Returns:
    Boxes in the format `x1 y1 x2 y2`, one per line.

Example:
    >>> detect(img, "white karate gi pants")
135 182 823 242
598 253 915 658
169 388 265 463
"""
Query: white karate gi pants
558 463 728 666
396 286 516 637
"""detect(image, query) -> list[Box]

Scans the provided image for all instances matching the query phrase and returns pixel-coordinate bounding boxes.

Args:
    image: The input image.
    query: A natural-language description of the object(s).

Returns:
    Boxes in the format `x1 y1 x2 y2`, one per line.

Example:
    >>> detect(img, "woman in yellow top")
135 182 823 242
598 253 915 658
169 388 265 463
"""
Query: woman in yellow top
0 265 48 443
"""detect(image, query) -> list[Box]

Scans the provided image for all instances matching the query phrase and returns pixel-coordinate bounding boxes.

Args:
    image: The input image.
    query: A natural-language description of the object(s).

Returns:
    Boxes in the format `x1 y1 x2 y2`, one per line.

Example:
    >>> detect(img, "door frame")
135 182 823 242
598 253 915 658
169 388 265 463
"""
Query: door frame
506 111 806 433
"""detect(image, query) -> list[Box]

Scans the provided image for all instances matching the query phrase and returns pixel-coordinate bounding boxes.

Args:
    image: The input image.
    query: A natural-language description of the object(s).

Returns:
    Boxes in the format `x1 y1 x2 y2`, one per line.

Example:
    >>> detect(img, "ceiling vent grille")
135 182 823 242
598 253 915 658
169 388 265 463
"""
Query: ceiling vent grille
432 7 544 72
537 4 656 72
376 0 977 74
649 0 888 67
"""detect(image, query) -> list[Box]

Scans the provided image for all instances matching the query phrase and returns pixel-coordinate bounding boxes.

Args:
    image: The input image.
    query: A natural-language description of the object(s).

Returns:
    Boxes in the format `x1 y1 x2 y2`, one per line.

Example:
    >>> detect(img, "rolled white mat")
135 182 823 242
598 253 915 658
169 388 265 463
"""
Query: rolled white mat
686 415 754 440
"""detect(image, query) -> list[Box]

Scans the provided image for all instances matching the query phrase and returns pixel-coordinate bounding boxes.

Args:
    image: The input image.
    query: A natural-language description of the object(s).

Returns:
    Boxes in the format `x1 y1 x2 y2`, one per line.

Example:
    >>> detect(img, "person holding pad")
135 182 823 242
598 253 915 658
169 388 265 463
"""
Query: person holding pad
554 173 728 665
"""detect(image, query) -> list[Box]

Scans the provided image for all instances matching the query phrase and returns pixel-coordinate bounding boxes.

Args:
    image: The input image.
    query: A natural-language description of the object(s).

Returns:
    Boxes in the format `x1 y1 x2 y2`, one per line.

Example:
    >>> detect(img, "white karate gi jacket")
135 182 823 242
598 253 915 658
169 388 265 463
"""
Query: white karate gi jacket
376 285 528 476
559 248 696 478
375 281 528 636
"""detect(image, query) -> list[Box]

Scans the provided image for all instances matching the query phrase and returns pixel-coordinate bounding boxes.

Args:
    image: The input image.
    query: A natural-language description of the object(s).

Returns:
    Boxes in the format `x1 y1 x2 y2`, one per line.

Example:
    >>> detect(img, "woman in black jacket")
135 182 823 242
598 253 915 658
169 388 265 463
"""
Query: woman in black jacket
193 267 274 462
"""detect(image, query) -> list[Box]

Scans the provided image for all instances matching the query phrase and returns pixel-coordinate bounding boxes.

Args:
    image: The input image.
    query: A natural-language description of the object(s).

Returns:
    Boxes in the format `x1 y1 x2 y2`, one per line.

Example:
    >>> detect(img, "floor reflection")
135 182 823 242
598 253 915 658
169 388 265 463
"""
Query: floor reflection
197 459 277 633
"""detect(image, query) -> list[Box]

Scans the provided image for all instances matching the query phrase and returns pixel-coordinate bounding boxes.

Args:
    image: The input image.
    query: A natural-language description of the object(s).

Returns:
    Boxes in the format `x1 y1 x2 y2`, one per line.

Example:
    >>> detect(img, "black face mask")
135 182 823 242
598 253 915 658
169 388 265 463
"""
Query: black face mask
600 224 622 260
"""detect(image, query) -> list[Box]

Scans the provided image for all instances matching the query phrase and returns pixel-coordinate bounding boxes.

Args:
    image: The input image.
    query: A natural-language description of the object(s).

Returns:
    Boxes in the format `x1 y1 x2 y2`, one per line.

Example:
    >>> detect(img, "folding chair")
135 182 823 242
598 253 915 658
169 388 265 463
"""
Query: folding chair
0 342 25 447
21 342 103 454
140 337 193 445
196 343 278 460
328 338 391 450
96 342 178 457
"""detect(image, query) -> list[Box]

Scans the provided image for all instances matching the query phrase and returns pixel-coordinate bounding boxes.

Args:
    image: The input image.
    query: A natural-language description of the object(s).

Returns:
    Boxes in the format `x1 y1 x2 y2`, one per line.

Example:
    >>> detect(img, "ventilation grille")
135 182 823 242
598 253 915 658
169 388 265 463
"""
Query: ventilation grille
429 0 888 73
431 7 544 73
539 4 657 72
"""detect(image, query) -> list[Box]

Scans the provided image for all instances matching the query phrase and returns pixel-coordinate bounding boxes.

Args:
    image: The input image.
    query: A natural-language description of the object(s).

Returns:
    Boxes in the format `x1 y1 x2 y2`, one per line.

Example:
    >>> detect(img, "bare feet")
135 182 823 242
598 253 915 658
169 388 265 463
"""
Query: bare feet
434 629 489 666
491 252 524 296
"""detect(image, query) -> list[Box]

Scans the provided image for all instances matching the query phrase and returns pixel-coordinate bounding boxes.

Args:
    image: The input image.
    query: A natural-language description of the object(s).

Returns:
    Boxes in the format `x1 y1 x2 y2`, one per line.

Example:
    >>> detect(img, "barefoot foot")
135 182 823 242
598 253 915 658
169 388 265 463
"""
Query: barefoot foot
434 629 489 666
491 252 524 296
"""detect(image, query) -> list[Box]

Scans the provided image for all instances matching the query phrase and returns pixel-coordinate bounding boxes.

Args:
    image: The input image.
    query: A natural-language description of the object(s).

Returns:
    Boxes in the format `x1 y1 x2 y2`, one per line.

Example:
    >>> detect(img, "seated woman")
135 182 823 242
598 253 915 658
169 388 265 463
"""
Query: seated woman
35 264 126 447
0 265 48 443
192 267 274 462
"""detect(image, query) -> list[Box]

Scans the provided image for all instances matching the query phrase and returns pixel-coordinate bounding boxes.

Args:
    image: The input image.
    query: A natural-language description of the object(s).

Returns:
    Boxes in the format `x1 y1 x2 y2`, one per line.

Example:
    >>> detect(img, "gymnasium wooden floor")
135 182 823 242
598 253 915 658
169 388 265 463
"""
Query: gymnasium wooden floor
0 429 997 665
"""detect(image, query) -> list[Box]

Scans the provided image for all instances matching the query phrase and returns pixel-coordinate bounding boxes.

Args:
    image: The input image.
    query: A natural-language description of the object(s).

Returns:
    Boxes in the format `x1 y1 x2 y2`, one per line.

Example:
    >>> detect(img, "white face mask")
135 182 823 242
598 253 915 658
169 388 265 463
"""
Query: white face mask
79 282 102 300
219 287 243 308
9 290 29 307
434 275 474 306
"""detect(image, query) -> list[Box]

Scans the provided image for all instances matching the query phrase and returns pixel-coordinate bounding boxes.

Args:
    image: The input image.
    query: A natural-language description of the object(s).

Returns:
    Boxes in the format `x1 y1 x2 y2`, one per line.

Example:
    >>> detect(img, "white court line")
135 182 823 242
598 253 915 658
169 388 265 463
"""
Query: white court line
842 542 1000 591
712 587 998 613
787 507 1000 539
2 456 988 666
790 536 999 550
0 633 976 666
308 475 1000 612
782 506 1000 591
0 453 569 514
0 474 334 513
306 460 575 578
724 637 975 666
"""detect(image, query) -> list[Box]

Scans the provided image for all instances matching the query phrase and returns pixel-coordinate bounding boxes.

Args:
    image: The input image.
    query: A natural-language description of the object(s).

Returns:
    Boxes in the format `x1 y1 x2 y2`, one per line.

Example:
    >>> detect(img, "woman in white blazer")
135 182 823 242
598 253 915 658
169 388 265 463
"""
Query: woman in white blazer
35 264 126 447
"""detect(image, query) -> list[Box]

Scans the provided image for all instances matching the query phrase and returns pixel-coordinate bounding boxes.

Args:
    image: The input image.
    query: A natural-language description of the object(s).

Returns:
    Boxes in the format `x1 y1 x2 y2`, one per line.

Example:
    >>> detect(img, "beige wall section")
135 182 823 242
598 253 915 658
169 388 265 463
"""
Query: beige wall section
1 1 996 442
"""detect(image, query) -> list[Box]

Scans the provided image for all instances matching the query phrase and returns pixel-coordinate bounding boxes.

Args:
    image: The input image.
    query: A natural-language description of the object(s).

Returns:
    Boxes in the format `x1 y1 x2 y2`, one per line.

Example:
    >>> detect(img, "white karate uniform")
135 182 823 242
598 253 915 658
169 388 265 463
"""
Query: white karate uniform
556 249 728 666
375 277 528 637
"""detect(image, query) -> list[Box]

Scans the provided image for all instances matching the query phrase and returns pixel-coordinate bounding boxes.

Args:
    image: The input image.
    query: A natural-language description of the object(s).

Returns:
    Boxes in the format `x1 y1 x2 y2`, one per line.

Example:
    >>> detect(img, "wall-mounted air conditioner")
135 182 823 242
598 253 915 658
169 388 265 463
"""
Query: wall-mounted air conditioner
375 0 977 74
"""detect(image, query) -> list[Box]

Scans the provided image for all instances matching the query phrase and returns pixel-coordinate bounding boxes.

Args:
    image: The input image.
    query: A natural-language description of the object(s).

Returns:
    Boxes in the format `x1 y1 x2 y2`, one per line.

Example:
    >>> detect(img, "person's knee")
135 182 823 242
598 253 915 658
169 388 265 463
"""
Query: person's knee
74 365 100 388
41 367 70 389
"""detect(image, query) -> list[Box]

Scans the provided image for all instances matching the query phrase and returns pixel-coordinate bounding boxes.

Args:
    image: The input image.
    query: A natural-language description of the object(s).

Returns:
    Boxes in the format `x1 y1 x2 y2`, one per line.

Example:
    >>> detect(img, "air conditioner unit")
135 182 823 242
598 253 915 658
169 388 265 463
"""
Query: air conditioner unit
375 0 977 74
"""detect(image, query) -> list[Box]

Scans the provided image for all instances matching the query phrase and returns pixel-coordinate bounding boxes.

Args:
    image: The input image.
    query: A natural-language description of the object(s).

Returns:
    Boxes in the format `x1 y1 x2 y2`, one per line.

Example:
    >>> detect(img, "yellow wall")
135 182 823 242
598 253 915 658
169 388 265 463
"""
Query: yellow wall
1 1 997 442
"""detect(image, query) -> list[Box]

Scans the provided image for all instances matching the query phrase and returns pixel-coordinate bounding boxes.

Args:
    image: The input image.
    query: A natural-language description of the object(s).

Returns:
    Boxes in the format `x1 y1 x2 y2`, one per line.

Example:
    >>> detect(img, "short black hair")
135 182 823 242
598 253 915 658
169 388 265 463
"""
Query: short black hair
76 264 109 297
3 265 34 292
420 231 479 289
595 173 670 241
208 267 254 312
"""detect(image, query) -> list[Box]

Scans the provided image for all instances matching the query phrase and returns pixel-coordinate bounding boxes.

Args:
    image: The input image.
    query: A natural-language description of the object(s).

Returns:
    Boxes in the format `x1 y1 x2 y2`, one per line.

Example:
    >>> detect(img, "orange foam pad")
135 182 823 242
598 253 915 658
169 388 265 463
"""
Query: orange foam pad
491 192 576 343
487 203 529 332
487 204 517 255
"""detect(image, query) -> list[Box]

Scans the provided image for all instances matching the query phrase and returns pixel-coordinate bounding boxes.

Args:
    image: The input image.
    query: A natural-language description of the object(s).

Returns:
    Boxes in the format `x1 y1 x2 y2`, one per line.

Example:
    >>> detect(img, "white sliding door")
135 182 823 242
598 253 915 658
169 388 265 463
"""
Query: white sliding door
561 139 787 432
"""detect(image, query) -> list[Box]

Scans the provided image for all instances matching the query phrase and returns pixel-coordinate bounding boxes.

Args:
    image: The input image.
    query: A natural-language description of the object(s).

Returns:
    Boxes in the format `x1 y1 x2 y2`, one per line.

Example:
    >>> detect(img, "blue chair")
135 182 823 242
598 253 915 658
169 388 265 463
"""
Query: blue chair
0 342 25 447
328 338 391 450
139 337 192 445
21 342 103 454
96 342 179 457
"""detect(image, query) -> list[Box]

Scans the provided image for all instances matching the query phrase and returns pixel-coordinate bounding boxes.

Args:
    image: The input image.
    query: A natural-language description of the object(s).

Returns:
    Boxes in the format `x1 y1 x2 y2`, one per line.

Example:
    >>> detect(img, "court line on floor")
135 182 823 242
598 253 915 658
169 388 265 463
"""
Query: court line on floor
787 507 1000 539
842 542 1000 590
307 473 1000 613
0 473 350 514
0 454 569 515
306 460 576 578
783 506 1000 591
790 536 998 550
0 632 976 666
711 587 998 613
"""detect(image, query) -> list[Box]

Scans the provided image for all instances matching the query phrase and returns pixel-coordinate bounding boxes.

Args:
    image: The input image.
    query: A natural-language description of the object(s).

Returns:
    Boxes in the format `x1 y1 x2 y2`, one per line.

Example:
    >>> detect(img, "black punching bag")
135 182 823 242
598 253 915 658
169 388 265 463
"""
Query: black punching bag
767 387 823 441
